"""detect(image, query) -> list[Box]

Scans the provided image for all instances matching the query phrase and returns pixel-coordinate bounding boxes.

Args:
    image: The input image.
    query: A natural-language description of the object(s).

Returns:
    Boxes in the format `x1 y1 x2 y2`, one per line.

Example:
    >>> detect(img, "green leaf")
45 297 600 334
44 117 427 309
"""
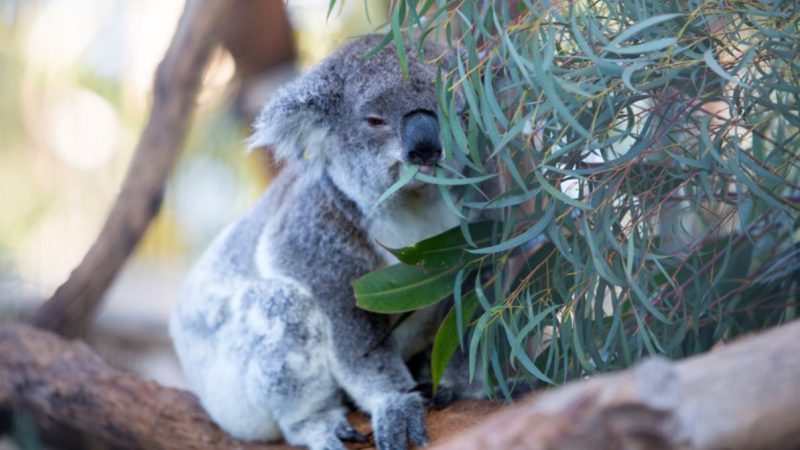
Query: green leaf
363 32 395 59
431 292 480 392
469 203 556 254
531 44 592 140
354 263 465 313
386 221 498 267
606 13 683 48
507 305 559 384
621 62 646 92
441 183 470 221
390 2 409 78
413 171 497 186
605 37 677 54
533 169 591 211
373 165 418 208
326 0 337 20
703 49 752 89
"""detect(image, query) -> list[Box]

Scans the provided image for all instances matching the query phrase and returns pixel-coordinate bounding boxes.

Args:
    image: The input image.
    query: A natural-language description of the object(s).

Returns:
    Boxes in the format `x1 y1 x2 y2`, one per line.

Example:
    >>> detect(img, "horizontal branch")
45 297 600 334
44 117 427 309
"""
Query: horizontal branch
4 320 799 449
0 323 498 449
0 323 272 449
432 320 800 450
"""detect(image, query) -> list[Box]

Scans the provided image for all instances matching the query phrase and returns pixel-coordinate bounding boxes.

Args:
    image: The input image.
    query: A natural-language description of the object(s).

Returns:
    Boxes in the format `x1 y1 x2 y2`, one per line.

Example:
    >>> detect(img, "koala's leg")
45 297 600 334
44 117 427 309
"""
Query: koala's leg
327 310 428 450
239 282 365 450
279 407 367 450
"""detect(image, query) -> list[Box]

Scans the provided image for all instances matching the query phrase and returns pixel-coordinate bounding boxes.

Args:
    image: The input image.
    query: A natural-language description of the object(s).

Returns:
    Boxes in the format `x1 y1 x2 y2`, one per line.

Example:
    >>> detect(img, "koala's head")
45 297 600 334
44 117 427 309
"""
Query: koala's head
250 34 450 210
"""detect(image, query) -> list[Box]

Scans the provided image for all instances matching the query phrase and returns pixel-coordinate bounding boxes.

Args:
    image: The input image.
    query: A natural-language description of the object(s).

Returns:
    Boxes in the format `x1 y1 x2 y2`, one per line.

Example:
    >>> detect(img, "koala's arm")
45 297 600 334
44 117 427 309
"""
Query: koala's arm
324 298 428 448
271 176 428 448
294 262 428 449
328 302 413 395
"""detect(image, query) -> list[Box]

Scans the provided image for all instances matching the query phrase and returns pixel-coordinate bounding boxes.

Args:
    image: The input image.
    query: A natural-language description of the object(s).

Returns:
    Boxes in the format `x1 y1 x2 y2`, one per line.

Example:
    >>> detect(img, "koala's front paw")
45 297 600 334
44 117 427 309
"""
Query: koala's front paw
373 392 428 450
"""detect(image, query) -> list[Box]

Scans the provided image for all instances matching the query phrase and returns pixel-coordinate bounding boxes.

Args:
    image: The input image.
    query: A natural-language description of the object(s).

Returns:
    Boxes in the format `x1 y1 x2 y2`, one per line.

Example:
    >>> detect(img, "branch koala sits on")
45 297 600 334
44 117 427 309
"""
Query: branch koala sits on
170 35 461 450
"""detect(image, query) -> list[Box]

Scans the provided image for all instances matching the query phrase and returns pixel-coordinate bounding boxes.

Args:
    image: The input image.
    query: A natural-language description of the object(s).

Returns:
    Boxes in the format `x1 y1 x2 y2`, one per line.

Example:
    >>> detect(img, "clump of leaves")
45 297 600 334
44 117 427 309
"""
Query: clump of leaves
351 0 800 396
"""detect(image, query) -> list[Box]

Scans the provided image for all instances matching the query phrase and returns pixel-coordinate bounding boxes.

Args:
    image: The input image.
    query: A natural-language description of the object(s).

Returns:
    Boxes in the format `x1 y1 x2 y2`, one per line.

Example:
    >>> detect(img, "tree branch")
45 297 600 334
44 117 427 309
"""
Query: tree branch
28 0 232 338
432 320 800 450
4 320 799 449
0 323 499 449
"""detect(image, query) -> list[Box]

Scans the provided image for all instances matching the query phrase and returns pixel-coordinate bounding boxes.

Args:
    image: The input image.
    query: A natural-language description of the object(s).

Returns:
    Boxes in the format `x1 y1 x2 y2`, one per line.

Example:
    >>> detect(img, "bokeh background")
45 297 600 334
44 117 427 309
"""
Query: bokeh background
0 0 386 388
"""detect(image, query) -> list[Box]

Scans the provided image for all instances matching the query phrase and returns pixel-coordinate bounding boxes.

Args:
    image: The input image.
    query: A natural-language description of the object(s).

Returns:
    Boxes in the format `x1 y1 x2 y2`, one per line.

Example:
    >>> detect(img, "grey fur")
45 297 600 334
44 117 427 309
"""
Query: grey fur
171 35 458 450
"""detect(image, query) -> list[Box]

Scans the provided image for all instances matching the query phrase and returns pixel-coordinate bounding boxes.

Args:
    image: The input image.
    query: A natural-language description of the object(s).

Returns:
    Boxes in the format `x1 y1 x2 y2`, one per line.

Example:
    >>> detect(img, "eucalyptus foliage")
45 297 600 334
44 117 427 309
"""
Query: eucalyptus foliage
351 0 800 395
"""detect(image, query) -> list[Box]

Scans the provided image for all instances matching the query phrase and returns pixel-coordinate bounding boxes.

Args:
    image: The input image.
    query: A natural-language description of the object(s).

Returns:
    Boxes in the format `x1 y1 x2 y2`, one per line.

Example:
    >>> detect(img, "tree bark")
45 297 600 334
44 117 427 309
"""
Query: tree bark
0 323 499 450
3 321 799 449
28 0 232 339
432 320 800 450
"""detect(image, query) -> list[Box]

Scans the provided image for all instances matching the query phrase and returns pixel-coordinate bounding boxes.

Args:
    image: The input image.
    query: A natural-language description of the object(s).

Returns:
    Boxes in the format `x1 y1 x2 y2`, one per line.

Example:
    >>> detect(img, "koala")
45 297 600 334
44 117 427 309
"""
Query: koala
170 35 459 450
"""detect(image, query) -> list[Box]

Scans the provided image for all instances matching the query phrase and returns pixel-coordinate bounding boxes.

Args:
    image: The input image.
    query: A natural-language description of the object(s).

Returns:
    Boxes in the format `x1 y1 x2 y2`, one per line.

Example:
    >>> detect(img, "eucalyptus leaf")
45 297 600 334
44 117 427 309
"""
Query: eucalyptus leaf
386 221 498 267
606 13 683 48
339 0 800 393
431 292 480 392
373 165 418 208
354 263 464 313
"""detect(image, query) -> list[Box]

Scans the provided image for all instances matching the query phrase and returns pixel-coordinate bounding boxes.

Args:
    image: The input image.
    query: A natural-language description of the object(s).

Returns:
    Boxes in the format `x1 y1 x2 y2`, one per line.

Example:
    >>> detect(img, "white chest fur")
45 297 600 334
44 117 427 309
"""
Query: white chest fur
367 190 459 265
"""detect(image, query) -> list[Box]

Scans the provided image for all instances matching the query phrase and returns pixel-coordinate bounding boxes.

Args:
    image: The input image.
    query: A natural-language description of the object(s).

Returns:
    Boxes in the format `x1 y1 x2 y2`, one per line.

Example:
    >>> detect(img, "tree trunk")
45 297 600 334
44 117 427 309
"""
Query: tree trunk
28 0 232 339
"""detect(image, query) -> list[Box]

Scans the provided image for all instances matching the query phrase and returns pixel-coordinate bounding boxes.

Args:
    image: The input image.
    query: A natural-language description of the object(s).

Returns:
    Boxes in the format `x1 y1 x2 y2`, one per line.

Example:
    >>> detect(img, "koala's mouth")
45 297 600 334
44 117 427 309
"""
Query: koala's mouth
418 165 435 175
391 162 438 192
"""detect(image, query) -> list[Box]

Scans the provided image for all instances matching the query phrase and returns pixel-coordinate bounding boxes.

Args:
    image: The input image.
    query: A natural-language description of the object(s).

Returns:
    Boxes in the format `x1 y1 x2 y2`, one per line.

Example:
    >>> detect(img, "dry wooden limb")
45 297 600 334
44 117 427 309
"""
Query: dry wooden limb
0 323 499 450
4 320 800 449
0 323 281 449
28 0 232 339
432 319 800 450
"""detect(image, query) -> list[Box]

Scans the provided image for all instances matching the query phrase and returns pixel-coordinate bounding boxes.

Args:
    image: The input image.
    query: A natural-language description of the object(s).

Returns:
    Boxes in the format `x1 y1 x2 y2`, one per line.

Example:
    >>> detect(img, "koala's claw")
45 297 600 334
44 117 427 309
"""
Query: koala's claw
374 393 428 450
414 382 458 411
335 422 368 442
431 387 457 411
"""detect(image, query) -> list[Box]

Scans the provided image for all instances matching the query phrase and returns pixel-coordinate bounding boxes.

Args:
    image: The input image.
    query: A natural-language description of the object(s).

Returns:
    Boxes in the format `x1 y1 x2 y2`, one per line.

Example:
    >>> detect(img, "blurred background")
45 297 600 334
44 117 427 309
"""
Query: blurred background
0 0 386 388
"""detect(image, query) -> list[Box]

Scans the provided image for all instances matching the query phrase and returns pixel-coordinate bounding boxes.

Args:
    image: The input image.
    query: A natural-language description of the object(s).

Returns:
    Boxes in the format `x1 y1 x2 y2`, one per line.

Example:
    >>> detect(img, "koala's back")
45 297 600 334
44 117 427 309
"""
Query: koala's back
170 165 387 442
170 170 335 440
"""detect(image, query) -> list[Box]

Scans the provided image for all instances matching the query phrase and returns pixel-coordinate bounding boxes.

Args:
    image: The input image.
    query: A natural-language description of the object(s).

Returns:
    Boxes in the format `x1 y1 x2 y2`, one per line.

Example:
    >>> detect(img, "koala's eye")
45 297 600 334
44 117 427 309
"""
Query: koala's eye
365 116 388 128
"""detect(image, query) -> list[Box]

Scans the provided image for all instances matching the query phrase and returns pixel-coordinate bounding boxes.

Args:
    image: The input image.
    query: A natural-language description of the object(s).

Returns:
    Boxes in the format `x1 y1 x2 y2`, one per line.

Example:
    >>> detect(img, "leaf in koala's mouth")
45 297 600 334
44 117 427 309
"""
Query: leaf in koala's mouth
413 167 498 186
373 164 419 208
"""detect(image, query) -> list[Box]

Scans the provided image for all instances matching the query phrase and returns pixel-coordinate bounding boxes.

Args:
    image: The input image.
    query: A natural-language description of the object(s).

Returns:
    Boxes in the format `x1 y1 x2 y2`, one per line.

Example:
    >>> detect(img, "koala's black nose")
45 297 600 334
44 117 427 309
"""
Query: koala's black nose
402 110 442 166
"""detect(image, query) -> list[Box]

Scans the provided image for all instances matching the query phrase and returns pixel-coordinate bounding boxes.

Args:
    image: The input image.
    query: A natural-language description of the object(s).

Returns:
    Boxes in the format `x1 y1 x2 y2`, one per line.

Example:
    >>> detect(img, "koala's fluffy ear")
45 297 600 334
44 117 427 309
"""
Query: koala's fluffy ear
248 60 342 161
